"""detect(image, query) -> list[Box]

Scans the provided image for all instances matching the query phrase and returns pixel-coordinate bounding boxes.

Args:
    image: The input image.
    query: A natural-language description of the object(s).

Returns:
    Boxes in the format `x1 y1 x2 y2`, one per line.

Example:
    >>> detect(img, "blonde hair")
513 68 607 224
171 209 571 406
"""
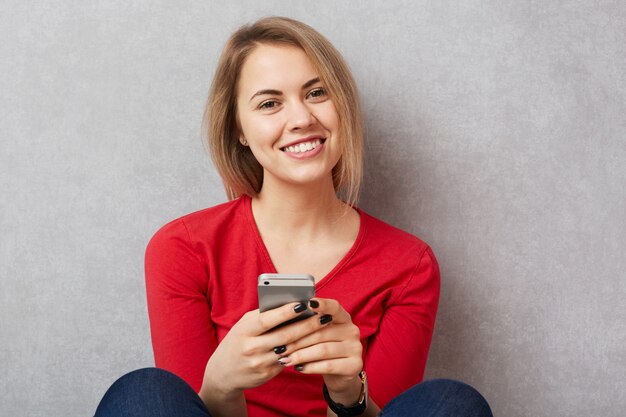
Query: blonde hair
203 16 363 206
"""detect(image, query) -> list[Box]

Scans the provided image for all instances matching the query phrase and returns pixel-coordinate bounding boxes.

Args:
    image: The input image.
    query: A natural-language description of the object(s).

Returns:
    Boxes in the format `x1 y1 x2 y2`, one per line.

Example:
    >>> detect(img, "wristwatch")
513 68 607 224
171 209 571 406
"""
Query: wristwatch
323 371 368 416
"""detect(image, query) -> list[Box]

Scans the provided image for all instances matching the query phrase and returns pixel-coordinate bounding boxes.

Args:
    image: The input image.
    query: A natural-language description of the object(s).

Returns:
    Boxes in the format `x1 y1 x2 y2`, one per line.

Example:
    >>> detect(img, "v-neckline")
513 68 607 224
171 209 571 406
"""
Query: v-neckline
242 194 366 290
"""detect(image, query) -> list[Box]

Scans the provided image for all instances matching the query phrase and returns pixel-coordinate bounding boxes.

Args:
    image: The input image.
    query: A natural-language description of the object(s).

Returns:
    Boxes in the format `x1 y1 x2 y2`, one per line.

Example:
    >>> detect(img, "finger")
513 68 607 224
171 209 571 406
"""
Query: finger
252 301 312 335
262 310 334 351
287 322 360 354
288 341 360 366
292 356 363 377
242 350 288 382
307 298 352 323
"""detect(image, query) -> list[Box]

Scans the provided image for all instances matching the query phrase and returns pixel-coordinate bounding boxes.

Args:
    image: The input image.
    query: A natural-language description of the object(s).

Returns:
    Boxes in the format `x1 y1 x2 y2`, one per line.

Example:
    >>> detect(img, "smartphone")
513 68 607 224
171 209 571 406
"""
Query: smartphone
257 273 316 327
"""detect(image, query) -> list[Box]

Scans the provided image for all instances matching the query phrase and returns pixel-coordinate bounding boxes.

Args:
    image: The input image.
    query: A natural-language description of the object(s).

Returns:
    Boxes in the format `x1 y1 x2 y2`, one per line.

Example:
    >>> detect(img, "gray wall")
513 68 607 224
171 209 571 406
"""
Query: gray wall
1 1 624 416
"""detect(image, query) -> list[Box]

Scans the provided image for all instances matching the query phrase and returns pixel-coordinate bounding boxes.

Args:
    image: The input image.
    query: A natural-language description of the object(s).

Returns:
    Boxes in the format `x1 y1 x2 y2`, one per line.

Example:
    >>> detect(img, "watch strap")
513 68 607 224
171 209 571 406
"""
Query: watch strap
323 371 368 416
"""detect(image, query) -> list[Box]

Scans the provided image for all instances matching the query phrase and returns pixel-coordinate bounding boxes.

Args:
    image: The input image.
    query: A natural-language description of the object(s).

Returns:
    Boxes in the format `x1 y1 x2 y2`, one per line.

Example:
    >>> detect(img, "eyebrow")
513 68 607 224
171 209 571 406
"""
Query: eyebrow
249 77 321 102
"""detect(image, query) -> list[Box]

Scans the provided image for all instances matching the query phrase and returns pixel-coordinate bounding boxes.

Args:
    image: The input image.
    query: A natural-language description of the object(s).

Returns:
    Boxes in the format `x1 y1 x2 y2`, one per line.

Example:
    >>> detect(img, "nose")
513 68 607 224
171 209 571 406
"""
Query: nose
287 100 315 131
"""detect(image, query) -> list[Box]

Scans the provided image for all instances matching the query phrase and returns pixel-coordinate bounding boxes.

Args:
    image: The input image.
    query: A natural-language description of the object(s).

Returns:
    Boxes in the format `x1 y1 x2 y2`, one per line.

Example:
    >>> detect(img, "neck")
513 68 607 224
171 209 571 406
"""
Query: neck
252 175 347 240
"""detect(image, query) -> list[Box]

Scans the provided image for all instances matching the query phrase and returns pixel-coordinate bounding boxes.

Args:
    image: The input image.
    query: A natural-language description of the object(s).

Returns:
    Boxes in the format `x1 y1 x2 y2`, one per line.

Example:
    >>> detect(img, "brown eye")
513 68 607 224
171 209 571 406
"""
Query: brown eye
259 100 278 110
307 88 326 100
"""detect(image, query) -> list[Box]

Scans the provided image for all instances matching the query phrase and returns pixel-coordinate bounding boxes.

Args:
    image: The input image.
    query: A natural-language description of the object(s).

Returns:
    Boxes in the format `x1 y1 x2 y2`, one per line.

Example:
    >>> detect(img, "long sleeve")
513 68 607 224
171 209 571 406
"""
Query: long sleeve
144 219 217 392
364 247 440 407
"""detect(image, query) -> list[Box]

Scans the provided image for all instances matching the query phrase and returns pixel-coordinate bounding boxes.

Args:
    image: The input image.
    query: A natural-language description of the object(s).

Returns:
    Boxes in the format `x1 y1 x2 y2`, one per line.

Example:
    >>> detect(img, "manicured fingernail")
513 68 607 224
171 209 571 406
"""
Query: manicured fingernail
277 356 291 366
293 303 307 313
273 345 286 355
309 300 320 308
295 365 304 372
320 314 332 325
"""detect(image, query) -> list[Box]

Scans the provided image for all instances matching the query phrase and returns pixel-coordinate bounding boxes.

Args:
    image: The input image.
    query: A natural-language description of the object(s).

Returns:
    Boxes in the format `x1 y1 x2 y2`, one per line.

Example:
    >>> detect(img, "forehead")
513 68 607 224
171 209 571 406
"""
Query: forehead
237 44 318 95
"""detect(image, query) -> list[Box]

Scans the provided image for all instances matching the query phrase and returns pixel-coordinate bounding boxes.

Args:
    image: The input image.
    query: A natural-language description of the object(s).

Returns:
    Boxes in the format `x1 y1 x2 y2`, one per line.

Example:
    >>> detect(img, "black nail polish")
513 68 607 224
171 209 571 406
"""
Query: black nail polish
295 365 304 372
273 345 286 355
309 300 320 308
293 303 307 313
319 314 332 325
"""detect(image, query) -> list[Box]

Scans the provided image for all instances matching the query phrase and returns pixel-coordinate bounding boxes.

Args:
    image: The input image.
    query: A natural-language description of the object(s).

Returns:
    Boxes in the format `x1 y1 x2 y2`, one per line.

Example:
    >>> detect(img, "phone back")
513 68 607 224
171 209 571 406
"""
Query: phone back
257 273 315 312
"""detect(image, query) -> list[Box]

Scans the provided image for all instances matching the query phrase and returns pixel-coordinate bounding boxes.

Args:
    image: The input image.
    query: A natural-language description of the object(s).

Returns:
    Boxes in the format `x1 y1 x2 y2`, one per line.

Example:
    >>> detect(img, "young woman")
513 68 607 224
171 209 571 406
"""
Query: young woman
95 16 492 417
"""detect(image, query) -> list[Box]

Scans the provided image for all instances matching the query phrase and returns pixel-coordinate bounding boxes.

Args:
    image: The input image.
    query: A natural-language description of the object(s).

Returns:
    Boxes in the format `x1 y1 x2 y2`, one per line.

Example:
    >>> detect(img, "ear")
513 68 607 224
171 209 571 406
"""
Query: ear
234 113 246 145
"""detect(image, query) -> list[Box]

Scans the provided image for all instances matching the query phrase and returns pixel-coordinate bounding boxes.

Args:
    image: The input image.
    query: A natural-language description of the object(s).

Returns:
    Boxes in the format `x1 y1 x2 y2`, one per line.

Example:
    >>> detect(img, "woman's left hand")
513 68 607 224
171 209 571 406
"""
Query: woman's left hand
281 297 363 396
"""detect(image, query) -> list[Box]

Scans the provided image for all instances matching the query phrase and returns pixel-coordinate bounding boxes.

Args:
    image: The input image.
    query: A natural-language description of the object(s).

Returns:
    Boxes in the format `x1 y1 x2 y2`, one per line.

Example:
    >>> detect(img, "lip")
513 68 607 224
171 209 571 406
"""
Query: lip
279 135 325 150
282 140 325 160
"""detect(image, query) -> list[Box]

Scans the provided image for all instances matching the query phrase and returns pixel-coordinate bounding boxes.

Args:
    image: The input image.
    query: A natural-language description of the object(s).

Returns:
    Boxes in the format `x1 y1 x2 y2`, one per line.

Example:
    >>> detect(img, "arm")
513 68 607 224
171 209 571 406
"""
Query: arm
365 247 440 407
145 219 216 391
324 379 381 417
146 220 335 416
294 248 439 413
145 220 247 416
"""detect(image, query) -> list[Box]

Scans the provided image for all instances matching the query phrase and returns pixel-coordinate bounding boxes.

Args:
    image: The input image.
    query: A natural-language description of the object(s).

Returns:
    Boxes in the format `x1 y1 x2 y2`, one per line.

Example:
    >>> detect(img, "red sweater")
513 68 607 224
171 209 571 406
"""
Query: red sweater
145 195 440 416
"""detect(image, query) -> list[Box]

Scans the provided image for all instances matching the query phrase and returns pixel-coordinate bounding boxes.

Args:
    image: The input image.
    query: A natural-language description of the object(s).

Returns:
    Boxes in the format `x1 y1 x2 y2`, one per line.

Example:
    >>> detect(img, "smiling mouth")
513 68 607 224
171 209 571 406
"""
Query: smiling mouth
280 138 325 153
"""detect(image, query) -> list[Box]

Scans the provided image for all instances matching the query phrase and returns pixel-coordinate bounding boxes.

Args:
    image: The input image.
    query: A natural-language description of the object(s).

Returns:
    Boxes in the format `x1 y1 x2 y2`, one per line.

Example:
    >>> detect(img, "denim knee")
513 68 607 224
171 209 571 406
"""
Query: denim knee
94 367 210 417
380 379 492 417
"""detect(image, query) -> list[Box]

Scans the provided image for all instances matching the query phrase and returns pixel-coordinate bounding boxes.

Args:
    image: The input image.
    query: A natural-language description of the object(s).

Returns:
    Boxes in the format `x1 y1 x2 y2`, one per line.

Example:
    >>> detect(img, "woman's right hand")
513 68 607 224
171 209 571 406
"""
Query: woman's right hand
198 301 331 412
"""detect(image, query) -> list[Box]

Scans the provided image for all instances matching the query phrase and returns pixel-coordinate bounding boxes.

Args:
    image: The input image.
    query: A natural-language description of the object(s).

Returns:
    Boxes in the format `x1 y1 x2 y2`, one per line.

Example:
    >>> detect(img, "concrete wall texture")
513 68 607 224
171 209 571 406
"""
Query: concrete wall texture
1 1 624 416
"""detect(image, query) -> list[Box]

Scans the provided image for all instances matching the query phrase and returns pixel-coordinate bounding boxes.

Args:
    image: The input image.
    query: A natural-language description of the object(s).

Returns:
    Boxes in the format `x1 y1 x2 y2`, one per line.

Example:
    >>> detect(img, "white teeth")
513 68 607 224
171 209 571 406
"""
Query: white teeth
284 139 322 154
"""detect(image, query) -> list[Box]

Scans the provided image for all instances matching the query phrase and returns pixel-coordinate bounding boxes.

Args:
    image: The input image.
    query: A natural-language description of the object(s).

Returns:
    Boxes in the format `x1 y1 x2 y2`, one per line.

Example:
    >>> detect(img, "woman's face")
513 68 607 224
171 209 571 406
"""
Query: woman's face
236 43 341 190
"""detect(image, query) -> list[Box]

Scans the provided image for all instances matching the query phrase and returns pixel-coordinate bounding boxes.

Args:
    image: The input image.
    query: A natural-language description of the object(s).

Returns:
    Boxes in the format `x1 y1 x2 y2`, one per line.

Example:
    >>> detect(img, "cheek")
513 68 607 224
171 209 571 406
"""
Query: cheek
317 102 340 130
242 116 283 145
237 112 256 140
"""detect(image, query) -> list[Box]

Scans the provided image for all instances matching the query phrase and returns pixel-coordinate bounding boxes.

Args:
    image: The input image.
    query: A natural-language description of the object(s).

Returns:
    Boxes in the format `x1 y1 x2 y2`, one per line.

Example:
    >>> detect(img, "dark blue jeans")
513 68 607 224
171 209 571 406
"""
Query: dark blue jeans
95 368 492 417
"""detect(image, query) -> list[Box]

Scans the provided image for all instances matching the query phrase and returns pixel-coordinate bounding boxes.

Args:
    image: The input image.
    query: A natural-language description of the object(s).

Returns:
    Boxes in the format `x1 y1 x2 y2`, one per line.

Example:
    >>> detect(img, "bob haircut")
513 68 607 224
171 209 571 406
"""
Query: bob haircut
203 16 363 206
